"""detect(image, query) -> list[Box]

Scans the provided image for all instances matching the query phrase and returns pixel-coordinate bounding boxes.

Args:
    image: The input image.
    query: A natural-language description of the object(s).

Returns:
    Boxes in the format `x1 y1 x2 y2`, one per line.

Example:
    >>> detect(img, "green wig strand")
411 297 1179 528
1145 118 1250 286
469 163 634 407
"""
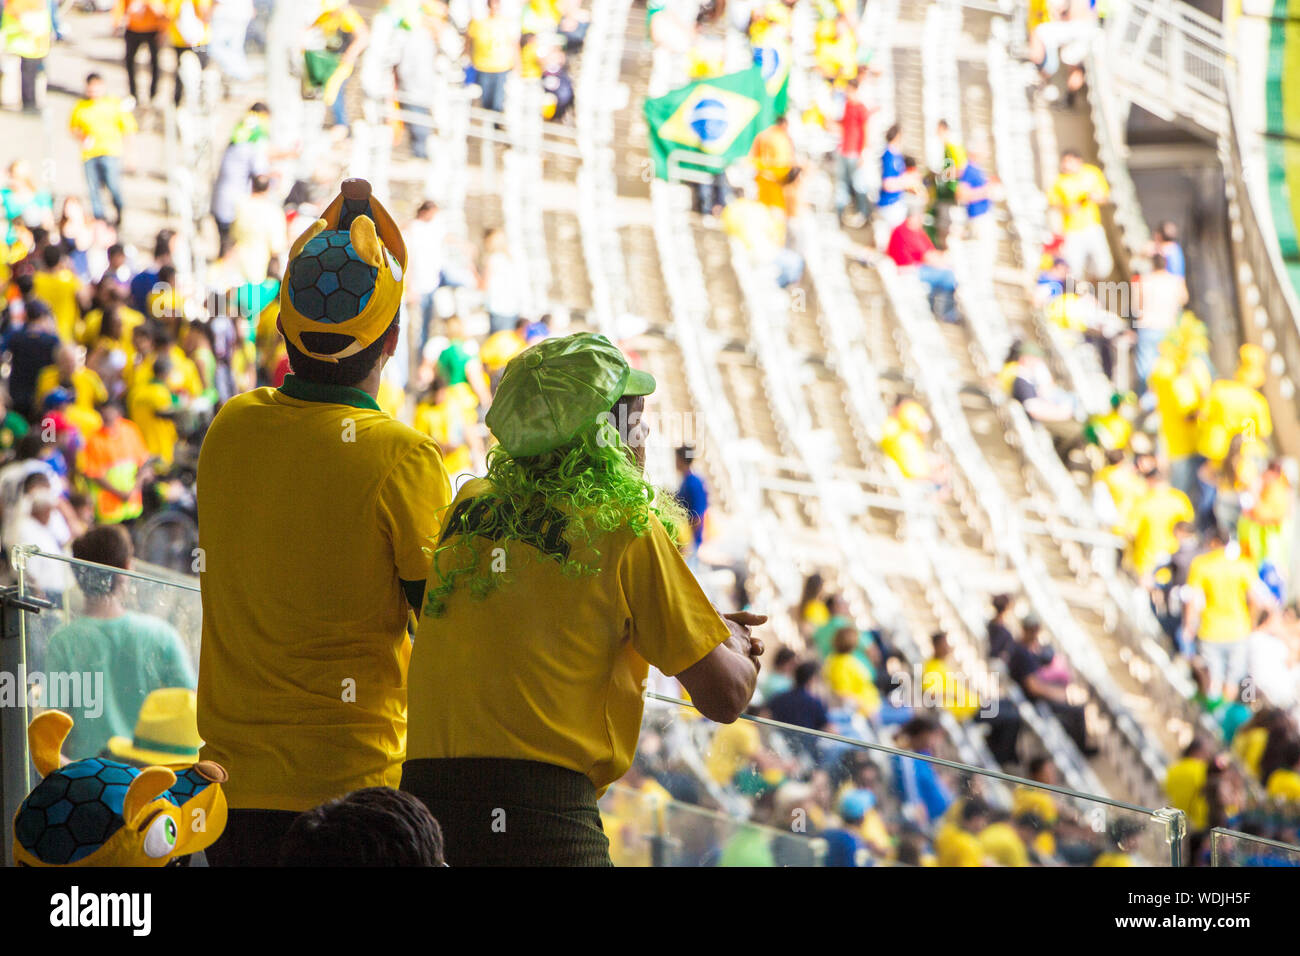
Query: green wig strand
423 416 687 617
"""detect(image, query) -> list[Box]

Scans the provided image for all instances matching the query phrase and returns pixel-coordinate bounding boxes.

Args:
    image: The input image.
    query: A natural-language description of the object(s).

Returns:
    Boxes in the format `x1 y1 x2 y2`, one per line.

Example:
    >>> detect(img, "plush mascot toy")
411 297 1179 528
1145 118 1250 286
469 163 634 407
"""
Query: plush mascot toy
12 711 228 867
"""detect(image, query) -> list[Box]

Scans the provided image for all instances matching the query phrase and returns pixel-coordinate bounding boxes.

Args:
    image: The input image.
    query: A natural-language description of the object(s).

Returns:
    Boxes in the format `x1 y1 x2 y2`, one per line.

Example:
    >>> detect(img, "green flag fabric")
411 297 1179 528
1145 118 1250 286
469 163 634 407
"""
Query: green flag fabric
644 66 777 181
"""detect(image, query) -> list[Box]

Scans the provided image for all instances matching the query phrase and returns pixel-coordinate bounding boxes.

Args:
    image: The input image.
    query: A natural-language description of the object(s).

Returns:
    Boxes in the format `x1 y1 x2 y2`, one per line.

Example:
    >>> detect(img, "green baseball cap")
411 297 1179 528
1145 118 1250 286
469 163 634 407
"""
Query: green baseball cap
485 332 656 458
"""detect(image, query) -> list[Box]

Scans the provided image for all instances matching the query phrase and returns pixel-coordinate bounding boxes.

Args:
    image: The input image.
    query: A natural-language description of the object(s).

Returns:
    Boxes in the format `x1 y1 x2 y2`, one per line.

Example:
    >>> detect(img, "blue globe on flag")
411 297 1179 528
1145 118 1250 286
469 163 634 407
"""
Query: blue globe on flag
688 97 731 146
754 45 782 83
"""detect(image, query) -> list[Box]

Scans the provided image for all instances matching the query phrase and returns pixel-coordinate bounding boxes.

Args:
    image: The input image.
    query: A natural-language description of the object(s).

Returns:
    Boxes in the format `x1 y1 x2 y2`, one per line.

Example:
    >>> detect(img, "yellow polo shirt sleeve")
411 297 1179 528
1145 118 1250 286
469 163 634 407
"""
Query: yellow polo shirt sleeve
377 438 452 585
618 515 730 677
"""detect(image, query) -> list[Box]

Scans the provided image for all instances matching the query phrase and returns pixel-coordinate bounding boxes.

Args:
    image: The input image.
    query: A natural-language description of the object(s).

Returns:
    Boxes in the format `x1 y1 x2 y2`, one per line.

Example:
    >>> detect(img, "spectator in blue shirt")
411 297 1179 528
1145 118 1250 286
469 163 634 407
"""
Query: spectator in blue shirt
890 716 953 824
876 124 913 233
1150 220 1185 278
675 444 708 553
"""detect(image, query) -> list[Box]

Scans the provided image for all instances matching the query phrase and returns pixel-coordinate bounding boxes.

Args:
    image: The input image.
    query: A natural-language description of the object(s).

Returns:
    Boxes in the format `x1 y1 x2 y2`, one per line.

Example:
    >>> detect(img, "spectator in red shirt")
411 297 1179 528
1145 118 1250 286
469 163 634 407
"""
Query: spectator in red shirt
836 76 874 228
886 204 961 323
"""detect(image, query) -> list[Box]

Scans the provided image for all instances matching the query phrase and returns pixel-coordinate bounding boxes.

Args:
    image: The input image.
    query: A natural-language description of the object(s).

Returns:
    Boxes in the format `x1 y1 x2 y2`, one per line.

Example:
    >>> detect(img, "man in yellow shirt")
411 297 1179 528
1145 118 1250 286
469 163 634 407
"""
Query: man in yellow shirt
68 73 136 226
198 180 452 866
1196 344 1273 467
1182 526 1275 697
402 331 764 866
1146 338 1211 503
1048 148 1112 281
34 343 108 432
469 0 519 112
126 355 181 466
412 375 483 475
32 246 84 342
1124 465 1194 584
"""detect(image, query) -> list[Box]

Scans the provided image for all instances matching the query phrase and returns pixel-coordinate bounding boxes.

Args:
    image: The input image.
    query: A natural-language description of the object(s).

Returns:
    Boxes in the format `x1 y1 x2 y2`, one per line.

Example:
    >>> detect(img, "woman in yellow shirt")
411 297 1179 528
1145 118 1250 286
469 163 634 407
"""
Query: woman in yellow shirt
163 0 213 107
469 0 519 113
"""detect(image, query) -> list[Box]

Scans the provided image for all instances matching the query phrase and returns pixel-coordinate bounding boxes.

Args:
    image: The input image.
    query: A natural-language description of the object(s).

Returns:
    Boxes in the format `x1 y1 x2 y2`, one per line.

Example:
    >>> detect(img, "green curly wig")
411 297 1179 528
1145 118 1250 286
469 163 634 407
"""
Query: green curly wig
423 415 687 617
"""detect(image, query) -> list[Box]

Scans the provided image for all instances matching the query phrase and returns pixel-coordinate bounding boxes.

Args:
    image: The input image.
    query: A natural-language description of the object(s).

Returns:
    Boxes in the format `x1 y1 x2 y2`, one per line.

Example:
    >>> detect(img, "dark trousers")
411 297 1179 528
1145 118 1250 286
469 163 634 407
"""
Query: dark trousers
205 808 300 867
976 707 1023 766
126 29 162 103
1048 700 1090 754
401 757 613 866
19 56 43 110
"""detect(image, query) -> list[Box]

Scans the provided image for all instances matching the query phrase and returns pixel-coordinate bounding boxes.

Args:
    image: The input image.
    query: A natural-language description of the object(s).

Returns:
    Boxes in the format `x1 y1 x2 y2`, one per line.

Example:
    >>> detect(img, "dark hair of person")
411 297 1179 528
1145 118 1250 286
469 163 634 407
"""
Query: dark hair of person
71 525 133 596
991 593 1012 615
285 316 398 388
278 787 445 867
793 659 820 688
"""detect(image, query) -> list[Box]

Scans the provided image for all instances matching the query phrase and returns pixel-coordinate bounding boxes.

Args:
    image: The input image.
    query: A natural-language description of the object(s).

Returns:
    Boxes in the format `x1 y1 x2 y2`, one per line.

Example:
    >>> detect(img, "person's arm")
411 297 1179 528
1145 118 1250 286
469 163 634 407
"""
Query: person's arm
341 10 369 64
677 612 763 723
377 438 453 615
464 357 491 409
623 518 763 723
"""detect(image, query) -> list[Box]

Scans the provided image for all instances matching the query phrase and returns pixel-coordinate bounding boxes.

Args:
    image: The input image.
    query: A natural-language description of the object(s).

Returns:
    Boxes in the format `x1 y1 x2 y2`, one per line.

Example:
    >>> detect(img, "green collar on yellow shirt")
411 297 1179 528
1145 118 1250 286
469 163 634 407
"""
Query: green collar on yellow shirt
278 374 381 412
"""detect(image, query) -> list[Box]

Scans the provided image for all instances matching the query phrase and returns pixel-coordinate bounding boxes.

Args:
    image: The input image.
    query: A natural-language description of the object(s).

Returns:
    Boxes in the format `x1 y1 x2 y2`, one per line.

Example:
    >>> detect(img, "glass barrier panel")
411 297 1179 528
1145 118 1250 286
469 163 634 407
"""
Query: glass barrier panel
599 784 829 866
638 694 1182 866
6 548 1184 868
1210 828 1300 867
15 547 203 768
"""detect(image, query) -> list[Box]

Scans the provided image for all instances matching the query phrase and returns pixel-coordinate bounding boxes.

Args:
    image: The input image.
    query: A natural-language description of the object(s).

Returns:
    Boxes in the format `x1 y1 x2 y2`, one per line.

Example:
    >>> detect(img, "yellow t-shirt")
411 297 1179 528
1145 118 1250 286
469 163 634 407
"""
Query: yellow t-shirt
1148 352 1210 459
706 718 762 786
1125 485 1194 576
824 652 881 717
978 822 1029 867
1232 726 1268 780
69 97 138 160
1049 163 1109 233
1186 548 1259 643
1011 786 1058 825
1265 768 1300 803
1094 462 1145 532
935 821 984 867
163 0 212 47
1196 378 1273 464
127 380 179 466
34 365 108 421
196 376 452 811
406 477 730 793
1164 756 1209 830
920 657 980 721
413 396 475 475
78 304 145 351
32 269 82 342
880 418 930 480
469 15 519 73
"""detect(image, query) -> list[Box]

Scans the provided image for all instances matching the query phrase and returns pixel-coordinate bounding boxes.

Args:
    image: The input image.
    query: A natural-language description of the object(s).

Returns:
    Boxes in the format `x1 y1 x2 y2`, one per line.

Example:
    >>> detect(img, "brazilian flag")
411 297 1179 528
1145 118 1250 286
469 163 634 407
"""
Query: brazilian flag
644 67 776 181
753 44 790 117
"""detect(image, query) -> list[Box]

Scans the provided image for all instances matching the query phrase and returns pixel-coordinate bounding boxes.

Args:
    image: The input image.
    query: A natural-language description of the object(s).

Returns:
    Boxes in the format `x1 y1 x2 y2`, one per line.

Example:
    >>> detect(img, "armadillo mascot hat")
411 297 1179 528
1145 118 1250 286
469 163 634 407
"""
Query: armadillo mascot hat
279 178 406 363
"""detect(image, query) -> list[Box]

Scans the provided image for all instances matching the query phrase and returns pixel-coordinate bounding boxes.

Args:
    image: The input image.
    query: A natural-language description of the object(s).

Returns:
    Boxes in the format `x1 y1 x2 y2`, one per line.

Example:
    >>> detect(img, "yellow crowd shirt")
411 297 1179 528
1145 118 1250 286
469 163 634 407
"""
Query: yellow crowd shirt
1164 755 1209 829
32 268 83 343
1186 548 1259 643
34 365 107 421
1049 163 1109 233
1147 352 1210 459
196 376 451 810
1125 485 1194 576
1196 378 1273 464
406 477 730 792
69 96 137 160
469 15 519 73
880 418 930 480
920 657 980 722
127 380 179 465
1265 768 1300 803
824 651 881 717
